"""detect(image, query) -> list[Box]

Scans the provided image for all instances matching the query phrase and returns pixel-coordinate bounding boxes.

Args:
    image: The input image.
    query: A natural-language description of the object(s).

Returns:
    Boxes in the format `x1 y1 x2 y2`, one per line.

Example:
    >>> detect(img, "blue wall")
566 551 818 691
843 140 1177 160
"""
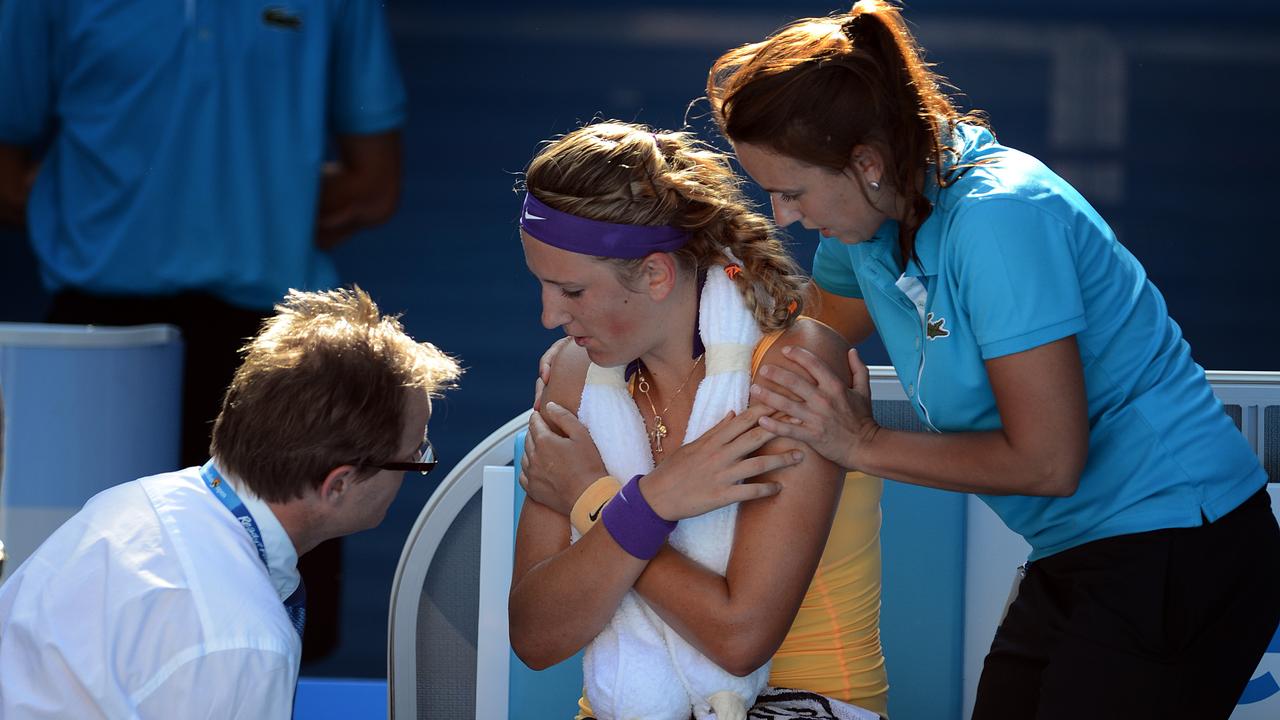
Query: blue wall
2 0 1277 688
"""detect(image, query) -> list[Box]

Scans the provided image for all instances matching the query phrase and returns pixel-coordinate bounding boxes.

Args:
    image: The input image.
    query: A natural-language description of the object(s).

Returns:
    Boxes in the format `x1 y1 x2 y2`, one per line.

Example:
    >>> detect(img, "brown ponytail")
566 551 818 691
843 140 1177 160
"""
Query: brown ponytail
523 121 809 333
707 0 986 269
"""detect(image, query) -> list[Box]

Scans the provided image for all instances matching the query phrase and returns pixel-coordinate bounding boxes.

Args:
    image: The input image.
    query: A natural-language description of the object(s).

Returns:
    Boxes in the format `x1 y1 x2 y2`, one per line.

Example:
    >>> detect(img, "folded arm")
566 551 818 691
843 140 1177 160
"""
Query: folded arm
509 321 848 673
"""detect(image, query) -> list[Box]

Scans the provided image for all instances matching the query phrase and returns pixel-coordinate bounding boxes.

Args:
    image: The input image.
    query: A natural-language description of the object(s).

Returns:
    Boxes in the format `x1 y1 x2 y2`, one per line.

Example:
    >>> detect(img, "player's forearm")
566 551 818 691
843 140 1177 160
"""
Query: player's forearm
509 524 647 669
635 548 791 676
856 425 1083 496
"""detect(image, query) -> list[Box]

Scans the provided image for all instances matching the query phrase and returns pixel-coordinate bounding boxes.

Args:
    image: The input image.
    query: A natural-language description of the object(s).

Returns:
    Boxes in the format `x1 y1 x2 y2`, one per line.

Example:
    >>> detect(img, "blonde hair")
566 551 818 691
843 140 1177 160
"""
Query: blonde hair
210 286 462 502
708 0 987 268
523 121 809 333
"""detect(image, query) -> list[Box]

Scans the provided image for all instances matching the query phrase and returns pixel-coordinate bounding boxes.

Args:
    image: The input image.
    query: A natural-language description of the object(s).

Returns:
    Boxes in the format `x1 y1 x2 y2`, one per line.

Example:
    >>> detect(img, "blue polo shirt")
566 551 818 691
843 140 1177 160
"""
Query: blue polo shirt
814 124 1266 561
0 0 405 310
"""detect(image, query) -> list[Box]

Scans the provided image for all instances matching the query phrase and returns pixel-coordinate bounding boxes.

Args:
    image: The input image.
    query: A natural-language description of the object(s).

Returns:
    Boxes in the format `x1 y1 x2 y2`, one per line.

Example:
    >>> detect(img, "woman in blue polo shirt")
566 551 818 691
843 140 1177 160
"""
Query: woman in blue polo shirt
707 2 1280 717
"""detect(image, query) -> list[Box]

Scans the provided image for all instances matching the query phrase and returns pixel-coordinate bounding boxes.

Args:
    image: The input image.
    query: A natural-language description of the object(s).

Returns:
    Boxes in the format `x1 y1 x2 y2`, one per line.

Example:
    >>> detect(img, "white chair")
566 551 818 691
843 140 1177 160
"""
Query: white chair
387 412 531 719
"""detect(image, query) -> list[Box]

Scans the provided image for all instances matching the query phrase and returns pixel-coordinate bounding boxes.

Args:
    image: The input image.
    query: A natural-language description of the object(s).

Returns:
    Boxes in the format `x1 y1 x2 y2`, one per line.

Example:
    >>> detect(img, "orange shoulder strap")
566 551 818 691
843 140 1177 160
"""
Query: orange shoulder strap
750 331 786 378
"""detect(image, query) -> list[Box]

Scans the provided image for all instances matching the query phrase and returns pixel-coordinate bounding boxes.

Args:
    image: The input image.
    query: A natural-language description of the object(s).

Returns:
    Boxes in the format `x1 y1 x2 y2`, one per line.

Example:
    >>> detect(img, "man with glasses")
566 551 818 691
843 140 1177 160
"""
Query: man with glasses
0 287 460 718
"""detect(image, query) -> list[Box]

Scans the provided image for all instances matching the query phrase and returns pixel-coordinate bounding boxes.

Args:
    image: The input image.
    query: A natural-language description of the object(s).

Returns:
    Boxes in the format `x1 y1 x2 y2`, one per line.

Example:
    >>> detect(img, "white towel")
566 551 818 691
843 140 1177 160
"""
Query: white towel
575 264 768 720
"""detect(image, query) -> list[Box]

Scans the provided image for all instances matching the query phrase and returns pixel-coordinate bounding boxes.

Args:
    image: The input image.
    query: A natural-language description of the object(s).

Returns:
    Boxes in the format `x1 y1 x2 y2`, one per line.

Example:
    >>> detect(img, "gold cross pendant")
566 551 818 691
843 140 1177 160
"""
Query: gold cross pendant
651 416 669 453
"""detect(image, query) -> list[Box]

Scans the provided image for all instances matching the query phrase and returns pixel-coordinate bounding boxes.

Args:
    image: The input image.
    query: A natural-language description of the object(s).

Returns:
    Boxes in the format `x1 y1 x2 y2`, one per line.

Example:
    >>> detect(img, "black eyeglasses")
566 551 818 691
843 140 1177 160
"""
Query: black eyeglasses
373 436 437 476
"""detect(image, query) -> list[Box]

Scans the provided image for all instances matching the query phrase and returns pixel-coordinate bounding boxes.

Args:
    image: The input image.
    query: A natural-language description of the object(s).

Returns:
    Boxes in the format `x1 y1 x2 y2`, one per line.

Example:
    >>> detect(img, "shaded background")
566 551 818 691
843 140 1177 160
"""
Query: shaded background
2 0 1277 677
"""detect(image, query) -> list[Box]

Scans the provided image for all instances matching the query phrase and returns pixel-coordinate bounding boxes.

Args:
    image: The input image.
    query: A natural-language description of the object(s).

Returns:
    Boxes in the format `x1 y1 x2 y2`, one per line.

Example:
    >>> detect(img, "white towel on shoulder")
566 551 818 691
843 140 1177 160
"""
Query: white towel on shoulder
575 264 768 720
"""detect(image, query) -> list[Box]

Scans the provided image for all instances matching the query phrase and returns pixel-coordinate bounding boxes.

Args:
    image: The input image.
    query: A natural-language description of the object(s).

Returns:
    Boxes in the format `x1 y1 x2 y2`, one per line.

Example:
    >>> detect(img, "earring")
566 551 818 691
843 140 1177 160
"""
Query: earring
869 180 881 191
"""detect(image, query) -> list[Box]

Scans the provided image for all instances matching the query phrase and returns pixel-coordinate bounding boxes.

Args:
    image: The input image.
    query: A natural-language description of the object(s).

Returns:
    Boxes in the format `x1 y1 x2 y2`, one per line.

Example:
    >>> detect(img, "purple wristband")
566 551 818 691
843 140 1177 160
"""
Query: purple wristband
601 474 677 560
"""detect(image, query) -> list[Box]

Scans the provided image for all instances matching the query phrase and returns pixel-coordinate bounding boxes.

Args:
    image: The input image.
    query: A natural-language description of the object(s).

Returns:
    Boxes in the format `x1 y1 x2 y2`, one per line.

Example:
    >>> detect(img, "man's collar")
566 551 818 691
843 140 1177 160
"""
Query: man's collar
212 461 302 604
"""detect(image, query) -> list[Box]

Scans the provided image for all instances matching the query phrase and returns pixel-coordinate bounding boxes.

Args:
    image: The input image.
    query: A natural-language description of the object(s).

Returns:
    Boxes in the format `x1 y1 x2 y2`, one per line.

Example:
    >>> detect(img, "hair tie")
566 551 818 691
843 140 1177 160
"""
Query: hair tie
724 264 743 280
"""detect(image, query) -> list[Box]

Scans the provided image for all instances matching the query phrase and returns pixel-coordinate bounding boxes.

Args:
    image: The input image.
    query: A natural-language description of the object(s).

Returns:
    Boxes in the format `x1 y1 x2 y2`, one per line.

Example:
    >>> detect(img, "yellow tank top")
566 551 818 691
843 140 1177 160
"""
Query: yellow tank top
749 329 889 717
576 330 889 719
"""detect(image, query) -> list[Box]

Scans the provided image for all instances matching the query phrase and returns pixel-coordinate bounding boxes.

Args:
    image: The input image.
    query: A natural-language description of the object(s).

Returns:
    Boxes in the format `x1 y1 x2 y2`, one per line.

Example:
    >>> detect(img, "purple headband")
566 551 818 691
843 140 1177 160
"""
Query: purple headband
520 193 691 259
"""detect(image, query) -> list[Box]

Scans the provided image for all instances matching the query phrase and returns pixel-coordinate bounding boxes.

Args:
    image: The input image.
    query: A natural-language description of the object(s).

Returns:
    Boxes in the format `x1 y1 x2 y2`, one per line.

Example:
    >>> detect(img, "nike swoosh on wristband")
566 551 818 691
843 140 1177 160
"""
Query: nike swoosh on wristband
523 210 546 221
587 501 608 523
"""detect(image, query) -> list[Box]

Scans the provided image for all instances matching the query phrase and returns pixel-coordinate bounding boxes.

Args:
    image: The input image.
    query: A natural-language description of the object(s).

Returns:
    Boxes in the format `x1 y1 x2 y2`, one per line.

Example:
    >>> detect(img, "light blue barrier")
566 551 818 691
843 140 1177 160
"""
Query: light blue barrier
879 482 966 720
0 323 182 582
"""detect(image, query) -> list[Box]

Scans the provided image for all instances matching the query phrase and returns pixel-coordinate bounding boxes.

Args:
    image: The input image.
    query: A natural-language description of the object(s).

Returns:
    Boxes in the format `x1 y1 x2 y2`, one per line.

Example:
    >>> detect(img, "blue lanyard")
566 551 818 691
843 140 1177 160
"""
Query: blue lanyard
200 461 306 638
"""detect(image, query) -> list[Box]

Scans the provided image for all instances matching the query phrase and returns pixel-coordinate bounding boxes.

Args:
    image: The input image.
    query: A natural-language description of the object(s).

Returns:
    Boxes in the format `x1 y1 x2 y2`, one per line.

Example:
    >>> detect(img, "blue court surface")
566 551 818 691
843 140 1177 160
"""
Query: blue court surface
294 678 386 719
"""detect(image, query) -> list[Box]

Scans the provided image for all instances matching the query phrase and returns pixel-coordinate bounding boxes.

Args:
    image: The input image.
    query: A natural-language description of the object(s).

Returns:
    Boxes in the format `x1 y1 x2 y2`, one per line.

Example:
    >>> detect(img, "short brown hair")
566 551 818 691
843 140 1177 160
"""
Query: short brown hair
708 0 987 267
210 286 461 502
523 121 810 333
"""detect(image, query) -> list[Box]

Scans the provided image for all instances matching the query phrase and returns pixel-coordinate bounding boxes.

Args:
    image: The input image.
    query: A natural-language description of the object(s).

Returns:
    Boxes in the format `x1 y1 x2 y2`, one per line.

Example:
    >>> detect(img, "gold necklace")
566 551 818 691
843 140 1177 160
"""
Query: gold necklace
635 354 704 454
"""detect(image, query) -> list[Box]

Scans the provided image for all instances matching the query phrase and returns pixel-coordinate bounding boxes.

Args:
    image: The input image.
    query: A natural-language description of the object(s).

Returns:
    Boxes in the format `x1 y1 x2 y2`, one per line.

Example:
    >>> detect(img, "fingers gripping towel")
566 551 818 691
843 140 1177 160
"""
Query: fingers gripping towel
576 265 768 720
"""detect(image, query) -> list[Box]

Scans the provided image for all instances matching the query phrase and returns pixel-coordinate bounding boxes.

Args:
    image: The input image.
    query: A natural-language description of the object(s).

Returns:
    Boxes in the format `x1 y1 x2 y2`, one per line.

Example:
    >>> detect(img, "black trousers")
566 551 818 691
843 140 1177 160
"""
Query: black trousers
972 487 1280 720
47 289 343 662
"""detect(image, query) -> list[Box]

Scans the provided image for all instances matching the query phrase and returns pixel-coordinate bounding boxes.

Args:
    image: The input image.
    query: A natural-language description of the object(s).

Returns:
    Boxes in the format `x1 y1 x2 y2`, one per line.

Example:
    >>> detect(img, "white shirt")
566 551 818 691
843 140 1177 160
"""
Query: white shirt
0 465 303 719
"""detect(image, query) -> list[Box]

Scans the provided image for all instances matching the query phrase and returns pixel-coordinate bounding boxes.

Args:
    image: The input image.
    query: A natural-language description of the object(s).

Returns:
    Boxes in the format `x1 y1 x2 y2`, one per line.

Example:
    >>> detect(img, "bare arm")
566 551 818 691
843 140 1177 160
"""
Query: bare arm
534 337 572 411
510 322 847 673
0 144 36 228
756 336 1089 496
511 343 641 666
809 285 875 346
509 341 790 668
510 492 649 669
314 130 401 249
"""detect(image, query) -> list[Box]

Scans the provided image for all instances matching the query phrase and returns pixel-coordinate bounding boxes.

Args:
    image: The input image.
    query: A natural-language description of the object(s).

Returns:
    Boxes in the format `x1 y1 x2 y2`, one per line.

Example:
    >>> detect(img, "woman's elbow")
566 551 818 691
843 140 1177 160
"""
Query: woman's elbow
508 623 565 671
1040 473 1079 498
720 650 774 678
708 623 781 677
508 604 564 670
511 644 557 672
1033 447 1087 497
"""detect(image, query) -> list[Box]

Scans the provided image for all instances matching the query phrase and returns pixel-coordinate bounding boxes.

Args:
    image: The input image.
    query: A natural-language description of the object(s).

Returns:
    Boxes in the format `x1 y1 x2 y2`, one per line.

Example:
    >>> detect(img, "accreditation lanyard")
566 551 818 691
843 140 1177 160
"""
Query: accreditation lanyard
200 461 307 638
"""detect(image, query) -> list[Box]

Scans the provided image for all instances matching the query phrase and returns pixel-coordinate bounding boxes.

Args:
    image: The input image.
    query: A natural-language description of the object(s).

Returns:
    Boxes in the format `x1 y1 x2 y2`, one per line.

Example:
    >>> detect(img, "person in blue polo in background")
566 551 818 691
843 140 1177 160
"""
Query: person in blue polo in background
0 0 406 660
707 2 1280 718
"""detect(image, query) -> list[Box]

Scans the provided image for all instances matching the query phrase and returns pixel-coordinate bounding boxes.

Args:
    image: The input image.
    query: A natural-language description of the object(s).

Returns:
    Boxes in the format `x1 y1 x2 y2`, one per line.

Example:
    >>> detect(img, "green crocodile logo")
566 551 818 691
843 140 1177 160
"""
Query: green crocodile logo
926 312 950 340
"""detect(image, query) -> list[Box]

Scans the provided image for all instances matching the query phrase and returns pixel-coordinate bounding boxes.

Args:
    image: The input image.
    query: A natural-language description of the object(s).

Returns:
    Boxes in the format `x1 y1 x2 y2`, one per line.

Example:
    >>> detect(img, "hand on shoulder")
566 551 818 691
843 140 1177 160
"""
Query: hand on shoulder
770 317 855 388
520 338 602 515
534 336 574 411
749 319 876 471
